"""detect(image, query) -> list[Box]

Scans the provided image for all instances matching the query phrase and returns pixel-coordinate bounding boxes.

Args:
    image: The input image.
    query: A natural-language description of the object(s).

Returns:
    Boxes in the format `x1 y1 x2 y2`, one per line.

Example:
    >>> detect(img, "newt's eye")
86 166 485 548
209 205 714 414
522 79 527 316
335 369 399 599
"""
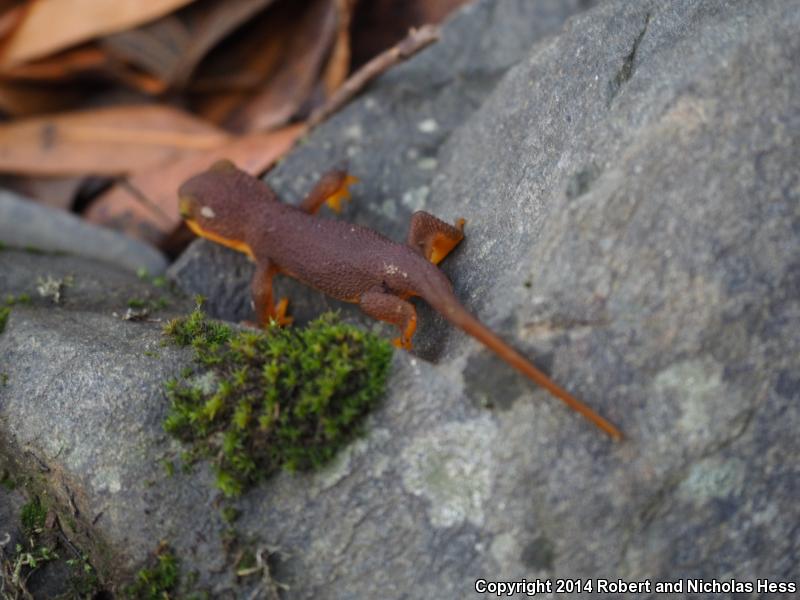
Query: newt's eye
178 195 194 218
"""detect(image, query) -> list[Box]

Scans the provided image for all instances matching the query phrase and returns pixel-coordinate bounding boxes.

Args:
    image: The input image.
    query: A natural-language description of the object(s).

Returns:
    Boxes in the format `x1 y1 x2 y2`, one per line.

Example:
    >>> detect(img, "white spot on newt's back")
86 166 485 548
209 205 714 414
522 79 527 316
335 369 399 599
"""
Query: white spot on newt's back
201 206 215 218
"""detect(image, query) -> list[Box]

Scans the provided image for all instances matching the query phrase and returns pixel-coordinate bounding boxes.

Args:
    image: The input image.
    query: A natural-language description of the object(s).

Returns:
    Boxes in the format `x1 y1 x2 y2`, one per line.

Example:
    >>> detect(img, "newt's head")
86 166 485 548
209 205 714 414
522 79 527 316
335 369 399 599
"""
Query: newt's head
178 160 278 258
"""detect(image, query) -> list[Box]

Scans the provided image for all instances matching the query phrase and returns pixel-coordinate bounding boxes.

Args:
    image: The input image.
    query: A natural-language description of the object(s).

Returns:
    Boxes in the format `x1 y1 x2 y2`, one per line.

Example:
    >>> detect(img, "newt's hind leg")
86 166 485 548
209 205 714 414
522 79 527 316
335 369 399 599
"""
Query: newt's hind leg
251 261 293 327
359 290 417 350
406 211 466 265
299 170 358 214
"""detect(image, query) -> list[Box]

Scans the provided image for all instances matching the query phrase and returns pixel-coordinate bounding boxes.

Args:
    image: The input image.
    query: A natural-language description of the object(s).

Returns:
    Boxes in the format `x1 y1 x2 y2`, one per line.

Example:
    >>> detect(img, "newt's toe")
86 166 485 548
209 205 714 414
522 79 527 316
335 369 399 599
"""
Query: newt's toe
391 337 413 351
325 175 359 213
271 297 293 326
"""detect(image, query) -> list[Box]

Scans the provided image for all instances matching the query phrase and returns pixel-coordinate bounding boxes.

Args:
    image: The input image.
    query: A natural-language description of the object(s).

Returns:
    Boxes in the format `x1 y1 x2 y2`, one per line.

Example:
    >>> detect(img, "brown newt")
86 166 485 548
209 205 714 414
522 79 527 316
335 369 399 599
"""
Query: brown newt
178 160 622 440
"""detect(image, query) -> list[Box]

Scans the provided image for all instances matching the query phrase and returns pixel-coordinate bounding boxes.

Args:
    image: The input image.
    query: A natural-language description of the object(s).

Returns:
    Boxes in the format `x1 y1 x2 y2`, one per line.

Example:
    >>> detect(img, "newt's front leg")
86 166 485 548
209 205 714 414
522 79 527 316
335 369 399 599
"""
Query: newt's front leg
251 261 293 327
359 290 417 350
299 170 359 214
406 210 466 265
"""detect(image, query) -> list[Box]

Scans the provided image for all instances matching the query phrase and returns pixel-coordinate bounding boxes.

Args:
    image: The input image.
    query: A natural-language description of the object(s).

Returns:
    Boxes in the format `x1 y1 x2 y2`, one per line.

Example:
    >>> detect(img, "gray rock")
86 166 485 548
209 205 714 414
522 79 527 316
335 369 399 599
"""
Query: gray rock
0 190 167 275
0 250 198 589
2 0 799 596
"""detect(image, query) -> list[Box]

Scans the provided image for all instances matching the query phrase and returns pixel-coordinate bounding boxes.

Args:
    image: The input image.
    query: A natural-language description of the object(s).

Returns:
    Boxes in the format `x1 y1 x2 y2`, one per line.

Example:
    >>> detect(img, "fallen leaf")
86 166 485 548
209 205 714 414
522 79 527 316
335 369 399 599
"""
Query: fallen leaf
1 45 109 80
0 2 24 41
192 0 339 132
0 0 198 68
101 0 276 91
320 0 357 97
188 7 293 126
84 124 306 247
0 104 230 176
0 43 169 96
0 77 100 116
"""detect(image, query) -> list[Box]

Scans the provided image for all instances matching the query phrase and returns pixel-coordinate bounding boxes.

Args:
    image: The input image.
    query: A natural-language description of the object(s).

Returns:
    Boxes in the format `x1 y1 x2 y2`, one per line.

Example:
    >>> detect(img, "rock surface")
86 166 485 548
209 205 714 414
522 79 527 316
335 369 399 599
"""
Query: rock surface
0 190 167 275
0 250 196 594
2 0 800 596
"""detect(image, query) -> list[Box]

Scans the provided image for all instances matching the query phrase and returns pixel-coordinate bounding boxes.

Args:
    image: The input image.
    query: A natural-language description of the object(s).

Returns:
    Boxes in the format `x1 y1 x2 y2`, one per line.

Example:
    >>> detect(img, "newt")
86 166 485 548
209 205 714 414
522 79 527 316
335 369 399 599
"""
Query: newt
178 161 622 440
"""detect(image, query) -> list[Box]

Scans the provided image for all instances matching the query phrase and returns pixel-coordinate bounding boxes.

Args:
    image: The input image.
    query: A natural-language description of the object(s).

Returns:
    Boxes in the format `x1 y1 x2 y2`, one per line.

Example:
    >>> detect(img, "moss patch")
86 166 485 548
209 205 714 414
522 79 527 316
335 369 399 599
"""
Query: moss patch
162 306 392 497
124 545 179 599
0 306 9 334
0 293 32 334
20 497 47 533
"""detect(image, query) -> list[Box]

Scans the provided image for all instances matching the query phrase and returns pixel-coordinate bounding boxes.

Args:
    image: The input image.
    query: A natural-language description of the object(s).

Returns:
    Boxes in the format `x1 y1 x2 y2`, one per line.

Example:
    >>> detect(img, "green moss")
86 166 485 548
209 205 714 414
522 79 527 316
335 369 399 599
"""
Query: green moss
124 547 180 599
1 469 16 490
1 294 34 334
128 270 173 318
3 541 59 592
129 296 170 312
220 506 240 524
137 268 170 291
0 480 104 597
20 497 47 533
128 298 148 309
161 458 175 477
162 305 392 497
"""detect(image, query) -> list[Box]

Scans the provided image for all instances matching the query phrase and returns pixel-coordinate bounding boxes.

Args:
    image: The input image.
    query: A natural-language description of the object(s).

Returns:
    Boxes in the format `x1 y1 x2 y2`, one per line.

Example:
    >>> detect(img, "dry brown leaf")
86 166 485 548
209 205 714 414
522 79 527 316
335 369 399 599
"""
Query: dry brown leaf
101 0 276 91
0 45 107 80
0 2 24 41
191 0 339 133
0 104 230 176
84 124 306 247
0 79 87 116
188 6 295 126
0 44 169 96
0 0 198 68
228 0 338 132
321 0 356 97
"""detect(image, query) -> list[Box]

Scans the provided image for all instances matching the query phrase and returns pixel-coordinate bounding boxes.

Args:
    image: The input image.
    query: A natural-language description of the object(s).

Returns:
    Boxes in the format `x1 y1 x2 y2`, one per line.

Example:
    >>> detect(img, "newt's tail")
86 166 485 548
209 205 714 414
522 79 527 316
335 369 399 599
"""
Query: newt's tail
430 295 623 441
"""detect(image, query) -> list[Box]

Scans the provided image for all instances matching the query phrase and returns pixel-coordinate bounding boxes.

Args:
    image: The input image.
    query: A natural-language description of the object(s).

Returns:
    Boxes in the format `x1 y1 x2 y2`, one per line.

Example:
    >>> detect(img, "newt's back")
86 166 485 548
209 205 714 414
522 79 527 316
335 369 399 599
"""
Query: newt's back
262 206 441 303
